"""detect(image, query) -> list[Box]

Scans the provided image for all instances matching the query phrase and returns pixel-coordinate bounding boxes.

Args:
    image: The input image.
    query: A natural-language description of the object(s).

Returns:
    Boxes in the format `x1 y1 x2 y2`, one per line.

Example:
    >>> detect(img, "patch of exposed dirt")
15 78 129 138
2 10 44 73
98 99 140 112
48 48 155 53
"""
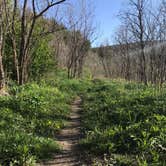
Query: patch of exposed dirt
38 97 86 166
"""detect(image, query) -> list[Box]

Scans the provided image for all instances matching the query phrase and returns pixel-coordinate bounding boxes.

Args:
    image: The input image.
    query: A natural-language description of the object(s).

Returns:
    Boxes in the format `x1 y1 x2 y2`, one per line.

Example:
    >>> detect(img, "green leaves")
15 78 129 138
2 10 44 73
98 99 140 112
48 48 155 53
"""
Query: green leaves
0 78 81 165
81 80 166 165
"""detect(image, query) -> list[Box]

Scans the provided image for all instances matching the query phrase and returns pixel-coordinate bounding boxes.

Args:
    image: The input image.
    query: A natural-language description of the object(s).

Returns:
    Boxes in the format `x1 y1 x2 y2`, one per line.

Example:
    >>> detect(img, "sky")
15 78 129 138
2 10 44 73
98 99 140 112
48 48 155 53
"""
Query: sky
89 0 158 47
21 0 159 47
93 0 126 47
62 0 127 47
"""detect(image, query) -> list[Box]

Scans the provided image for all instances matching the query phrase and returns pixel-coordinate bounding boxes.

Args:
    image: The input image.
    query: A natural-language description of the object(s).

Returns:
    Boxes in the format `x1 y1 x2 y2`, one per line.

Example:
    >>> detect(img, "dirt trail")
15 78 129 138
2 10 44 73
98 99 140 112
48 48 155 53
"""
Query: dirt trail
39 96 83 166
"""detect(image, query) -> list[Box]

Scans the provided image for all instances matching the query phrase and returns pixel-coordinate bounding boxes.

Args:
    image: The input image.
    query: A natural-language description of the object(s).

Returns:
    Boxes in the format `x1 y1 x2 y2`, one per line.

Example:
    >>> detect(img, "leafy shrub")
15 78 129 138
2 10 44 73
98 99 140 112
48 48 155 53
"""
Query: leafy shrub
0 130 59 166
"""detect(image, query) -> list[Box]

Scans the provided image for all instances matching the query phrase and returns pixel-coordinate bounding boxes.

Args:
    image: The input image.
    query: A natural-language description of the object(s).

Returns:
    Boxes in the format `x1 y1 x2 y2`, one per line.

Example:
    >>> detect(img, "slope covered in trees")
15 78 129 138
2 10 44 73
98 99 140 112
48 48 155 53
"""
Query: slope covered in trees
88 0 166 86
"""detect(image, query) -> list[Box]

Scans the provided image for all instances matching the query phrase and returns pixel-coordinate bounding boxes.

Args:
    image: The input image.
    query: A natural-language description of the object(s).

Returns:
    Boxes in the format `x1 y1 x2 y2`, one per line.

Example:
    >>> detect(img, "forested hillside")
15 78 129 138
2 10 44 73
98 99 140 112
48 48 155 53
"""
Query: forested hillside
0 0 166 166
88 0 166 85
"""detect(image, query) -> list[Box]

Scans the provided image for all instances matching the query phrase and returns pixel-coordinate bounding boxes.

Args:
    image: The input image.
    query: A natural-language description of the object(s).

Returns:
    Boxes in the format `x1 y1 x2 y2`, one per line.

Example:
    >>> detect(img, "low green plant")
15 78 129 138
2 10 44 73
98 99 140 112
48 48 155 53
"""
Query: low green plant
81 80 166 165
0 76 88 165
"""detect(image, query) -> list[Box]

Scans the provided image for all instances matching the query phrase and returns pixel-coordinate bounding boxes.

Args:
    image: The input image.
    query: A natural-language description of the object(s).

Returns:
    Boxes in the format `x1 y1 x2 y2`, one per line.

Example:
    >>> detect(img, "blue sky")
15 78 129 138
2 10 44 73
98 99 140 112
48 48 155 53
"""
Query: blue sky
64 0 127 47
91 0 158 47
22 0 159 47
93 0 126 47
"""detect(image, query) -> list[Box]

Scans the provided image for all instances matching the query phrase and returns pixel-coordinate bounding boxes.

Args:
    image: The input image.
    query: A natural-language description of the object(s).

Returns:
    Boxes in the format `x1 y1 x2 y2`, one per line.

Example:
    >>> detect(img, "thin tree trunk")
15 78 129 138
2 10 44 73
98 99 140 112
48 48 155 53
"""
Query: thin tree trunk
11 37 20 83
0 2 5 90
18 0 27 85
11 0 19 84
0 48 5 89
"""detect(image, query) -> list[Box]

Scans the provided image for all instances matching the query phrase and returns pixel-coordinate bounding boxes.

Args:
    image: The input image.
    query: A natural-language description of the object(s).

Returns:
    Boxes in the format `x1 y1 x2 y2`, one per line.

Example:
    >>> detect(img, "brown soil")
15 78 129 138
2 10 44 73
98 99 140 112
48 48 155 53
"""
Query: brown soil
38 97 85 166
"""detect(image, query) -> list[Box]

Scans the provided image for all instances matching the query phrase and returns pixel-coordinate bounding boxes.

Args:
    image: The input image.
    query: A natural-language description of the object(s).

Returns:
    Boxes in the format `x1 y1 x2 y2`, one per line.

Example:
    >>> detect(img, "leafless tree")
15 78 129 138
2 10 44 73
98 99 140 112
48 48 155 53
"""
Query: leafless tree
0 0 11 90
119 0 149 84
0 0 5 90
114 24 133 80
66 0 95 78
98 42 112 78
2 0 20 84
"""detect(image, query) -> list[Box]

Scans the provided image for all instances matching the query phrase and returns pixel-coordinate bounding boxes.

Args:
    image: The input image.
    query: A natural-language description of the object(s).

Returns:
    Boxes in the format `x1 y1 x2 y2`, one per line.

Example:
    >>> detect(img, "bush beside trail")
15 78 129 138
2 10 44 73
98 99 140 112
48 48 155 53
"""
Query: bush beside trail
0 76 89 166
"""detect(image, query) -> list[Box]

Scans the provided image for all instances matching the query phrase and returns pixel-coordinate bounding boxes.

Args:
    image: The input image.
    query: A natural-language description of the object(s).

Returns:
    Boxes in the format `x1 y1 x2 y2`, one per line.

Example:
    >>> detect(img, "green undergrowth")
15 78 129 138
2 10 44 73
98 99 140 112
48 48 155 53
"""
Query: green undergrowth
2 74 165 166
0 74 90 166
81 79 166 166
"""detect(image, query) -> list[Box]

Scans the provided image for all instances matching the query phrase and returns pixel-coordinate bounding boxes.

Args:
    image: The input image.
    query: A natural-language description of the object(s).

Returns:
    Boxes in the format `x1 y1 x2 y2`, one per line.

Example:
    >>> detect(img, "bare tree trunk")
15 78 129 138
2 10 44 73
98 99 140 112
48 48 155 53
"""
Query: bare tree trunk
11 0 19 83
140 42 147 84
0 45 5 89
101 57 109 77
11 37 20 83
78 56 84 77
0 1 5 89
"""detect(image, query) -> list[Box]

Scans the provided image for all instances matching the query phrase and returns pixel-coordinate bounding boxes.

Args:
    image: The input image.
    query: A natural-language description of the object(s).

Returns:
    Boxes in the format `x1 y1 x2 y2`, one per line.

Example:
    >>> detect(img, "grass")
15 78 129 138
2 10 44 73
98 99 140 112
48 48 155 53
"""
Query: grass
80 79 166 165
1 74 166 166
0 75 88 166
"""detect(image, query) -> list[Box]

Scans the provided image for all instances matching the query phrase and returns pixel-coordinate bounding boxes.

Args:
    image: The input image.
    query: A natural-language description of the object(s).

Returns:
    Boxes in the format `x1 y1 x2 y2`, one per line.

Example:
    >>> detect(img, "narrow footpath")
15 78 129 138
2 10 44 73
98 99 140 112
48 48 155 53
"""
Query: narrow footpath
39 96 83 166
